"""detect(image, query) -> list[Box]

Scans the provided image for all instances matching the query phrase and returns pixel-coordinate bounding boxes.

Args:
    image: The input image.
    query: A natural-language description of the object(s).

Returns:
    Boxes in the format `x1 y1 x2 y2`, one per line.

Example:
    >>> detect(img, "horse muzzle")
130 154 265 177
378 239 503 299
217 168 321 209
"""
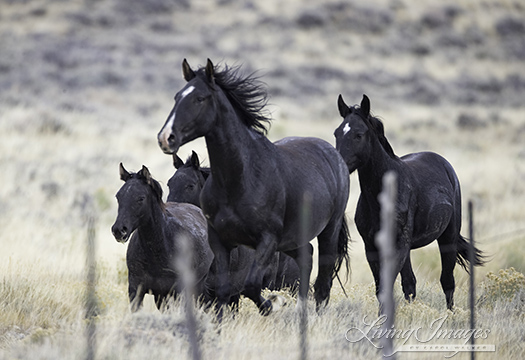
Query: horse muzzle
111 224 130 243
157 125 181 155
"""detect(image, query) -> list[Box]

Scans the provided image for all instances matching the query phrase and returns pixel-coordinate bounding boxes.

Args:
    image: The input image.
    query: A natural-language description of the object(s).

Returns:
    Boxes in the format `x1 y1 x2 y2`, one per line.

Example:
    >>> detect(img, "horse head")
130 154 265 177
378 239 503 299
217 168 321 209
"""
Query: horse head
167 151 207 206
334 94 375 174
157 59 218 155
111 163 164 243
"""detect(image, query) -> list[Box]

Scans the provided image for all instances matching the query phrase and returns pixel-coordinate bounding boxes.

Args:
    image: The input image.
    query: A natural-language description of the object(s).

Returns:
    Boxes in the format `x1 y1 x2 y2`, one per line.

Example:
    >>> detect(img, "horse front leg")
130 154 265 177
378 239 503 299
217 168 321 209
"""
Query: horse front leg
400 253 417 302
129 282 146 312
208 227 232 321
243 232 278 315
364 241 381 298
366 236 409 315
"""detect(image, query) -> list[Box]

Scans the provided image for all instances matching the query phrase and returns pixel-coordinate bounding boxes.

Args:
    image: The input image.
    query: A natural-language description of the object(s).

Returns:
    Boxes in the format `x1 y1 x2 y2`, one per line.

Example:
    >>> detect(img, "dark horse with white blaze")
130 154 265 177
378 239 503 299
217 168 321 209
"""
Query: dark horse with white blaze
168 151 300 294
158 59 350 315
111 163 214 311
334 94 484 310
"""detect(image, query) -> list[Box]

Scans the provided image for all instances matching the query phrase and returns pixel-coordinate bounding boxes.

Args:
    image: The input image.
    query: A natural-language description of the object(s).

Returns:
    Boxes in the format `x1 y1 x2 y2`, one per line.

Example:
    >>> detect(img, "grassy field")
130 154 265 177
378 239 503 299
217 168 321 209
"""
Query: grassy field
1 0 524 359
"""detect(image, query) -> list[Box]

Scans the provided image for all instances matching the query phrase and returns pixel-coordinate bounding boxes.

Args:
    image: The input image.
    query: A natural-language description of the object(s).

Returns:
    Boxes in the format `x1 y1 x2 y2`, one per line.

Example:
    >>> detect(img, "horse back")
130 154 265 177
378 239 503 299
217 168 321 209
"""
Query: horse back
401 151 460 197
165 202 213 266
274 136 350 250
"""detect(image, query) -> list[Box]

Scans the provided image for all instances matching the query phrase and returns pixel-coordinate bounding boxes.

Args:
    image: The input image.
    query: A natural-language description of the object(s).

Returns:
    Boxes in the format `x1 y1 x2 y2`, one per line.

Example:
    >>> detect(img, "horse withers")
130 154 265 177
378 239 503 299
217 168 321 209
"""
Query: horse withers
157 59 350 317
111 163 214 311
334 94 485 311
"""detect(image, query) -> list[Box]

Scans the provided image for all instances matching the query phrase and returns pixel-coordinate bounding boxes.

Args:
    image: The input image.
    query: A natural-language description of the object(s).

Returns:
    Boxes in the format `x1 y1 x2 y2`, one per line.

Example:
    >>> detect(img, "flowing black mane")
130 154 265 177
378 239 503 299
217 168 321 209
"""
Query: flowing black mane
353 105 397 159
196 64 272 135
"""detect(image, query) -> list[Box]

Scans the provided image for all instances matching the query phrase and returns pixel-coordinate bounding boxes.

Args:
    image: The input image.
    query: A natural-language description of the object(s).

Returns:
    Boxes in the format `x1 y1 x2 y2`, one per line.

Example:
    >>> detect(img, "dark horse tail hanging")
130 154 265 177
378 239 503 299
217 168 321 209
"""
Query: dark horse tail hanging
334 94 485 311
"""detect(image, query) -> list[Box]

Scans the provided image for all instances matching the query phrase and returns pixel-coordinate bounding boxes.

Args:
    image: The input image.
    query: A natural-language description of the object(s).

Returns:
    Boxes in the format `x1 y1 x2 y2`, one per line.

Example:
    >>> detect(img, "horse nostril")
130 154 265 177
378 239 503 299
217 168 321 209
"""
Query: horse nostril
112 225 127 239
168 134 175 144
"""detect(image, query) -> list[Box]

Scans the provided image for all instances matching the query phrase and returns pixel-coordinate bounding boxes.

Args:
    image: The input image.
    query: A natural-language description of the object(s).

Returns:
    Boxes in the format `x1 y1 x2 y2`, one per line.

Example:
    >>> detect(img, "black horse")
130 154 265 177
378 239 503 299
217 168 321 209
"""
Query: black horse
334 94 484 310
158 59 350 315
111 163 214 311
168 151 300 293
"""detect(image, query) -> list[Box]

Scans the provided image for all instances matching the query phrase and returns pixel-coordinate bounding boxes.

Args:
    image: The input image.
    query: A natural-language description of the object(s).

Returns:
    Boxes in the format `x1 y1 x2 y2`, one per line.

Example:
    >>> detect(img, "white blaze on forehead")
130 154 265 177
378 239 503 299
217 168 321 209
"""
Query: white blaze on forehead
343 123 351 135
159 110 176 145
158 86 195 146
181 85 195 99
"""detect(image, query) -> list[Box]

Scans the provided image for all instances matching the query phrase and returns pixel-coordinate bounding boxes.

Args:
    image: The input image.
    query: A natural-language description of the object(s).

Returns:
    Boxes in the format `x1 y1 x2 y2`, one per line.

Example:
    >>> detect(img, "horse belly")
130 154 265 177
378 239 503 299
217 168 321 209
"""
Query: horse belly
410 203 454 249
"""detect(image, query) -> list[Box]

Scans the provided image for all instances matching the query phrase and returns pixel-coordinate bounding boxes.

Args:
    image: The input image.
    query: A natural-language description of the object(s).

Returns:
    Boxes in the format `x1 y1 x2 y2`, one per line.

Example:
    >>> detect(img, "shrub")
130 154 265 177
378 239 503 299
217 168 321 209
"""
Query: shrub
478 268 525 306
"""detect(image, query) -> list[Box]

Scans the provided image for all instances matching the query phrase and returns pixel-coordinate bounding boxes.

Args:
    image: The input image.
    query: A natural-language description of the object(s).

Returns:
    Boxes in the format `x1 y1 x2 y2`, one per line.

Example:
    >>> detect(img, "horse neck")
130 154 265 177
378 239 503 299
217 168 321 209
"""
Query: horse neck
358 140 401 202
205 92 272 189
136 201 171 258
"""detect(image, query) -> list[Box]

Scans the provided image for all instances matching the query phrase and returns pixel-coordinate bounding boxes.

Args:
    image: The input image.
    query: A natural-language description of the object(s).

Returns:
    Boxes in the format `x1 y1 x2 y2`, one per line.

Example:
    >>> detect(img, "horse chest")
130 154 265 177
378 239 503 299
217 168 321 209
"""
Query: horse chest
212 204 261 246
203 191 273 247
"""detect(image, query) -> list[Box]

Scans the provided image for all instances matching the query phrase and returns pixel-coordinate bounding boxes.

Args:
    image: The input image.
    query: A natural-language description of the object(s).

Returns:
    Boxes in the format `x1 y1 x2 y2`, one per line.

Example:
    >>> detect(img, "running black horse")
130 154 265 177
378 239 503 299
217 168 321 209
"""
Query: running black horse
168 151 300 293
158 59 350 315
334 94 484 310
111 163 214 311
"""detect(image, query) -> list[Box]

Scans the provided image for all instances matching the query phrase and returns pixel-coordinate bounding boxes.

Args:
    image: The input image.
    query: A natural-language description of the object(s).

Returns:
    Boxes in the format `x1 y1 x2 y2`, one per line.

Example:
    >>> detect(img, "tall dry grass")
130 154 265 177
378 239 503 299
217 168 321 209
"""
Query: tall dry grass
1 0 525 358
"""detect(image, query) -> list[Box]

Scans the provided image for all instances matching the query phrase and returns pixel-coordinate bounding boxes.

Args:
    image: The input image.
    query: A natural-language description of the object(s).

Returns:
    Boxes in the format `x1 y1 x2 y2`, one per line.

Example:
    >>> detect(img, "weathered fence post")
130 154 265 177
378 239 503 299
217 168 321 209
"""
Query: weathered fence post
298 191 312 360
175 235 202 360
375 171 397 359
85 214 97 360
468 200 475 360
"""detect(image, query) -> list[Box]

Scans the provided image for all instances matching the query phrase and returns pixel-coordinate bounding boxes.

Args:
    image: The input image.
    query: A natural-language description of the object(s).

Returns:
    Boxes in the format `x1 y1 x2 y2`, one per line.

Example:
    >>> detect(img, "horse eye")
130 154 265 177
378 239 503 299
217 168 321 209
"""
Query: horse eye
137 196 146 203
196 96 206 103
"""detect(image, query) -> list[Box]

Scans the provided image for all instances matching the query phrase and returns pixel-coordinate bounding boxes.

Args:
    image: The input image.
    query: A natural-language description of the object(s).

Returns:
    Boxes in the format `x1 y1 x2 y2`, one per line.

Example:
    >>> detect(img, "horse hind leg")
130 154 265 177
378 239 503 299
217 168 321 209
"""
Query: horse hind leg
314 225 340 311
437 227 458 310
400 254 417 302
285 244 313 307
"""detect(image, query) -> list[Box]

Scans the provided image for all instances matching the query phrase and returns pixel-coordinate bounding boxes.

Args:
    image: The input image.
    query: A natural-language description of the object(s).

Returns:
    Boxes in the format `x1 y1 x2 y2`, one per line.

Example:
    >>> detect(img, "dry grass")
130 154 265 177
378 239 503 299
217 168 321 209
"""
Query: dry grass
1 0 525 358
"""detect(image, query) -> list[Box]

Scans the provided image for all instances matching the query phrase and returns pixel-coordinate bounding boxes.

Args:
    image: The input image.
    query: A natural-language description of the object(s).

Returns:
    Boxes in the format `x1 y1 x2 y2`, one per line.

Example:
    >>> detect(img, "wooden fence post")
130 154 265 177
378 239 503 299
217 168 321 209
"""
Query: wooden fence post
298 191 313 360
175 235 202 360
468 200 476 360
85 214 97 360
375 171 397 359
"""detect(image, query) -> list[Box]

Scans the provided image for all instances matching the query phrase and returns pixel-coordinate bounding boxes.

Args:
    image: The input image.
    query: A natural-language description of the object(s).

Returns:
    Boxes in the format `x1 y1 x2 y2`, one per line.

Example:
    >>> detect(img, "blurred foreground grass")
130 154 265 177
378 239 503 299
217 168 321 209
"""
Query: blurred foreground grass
1 250 523 359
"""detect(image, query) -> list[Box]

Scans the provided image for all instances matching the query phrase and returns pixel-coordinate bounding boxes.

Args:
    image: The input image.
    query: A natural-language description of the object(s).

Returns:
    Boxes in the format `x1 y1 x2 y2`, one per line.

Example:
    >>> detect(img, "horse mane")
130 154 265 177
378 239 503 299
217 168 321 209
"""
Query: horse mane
197 63 272 135
353 106 397 160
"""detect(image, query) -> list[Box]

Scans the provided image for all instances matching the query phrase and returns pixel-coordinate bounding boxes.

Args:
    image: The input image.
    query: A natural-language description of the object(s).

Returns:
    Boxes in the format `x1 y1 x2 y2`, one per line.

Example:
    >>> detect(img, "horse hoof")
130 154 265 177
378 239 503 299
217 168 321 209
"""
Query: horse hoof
404 293 415 303
259 299 273 316
267 294 286 312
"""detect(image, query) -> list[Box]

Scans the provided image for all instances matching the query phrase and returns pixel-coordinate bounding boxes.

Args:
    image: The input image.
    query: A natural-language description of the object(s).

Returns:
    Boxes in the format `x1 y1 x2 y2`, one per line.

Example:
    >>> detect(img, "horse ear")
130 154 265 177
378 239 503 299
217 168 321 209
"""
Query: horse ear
140 165 152 184
173 154 184 169
337 94 351 118
190 151 200 169
119 163 131 182
182 58 196 82
205 58 215 85
360 94 370 118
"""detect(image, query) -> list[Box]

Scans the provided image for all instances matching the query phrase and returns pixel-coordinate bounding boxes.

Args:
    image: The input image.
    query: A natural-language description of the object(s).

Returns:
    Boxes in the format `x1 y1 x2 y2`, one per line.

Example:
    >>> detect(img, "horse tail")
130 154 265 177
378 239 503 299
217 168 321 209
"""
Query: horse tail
456 235 486 273
333 216 351 281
